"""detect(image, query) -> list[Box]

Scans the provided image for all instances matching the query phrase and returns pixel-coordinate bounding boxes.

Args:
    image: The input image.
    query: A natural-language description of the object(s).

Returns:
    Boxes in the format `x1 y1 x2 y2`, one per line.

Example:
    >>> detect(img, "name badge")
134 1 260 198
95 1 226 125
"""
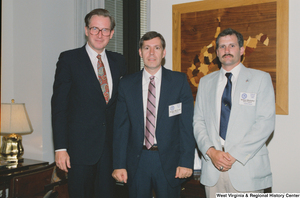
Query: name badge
239 92 257 106
169 102 182 117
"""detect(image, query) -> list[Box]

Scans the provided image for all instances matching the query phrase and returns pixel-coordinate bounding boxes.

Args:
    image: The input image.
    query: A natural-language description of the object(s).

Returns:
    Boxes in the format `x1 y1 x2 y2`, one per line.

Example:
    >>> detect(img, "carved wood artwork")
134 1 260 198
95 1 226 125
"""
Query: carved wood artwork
173 0 288 115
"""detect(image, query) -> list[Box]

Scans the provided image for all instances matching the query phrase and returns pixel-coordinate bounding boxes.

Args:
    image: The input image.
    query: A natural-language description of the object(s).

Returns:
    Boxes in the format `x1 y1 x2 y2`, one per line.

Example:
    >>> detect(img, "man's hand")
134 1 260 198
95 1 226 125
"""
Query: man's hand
55 150 71 172
206 147 235 172
175 166 193 179
225 152 236 166
112 169 128 183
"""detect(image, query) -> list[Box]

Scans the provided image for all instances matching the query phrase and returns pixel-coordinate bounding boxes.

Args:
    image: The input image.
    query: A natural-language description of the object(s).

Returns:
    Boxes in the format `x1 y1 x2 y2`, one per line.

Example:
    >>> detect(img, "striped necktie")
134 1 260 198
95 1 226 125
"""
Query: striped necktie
145 76 156 149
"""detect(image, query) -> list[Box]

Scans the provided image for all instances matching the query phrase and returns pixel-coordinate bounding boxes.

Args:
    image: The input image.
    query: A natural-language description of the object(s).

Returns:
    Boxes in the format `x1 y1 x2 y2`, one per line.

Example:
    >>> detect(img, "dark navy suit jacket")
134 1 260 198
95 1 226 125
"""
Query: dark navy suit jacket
113 67 195 187
51 45 127 165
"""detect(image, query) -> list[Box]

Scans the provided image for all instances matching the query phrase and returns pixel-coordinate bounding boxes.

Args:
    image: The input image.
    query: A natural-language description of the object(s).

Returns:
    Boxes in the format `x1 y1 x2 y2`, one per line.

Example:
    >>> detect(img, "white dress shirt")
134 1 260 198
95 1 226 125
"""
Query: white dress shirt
142 67 162 145
216 63 242 146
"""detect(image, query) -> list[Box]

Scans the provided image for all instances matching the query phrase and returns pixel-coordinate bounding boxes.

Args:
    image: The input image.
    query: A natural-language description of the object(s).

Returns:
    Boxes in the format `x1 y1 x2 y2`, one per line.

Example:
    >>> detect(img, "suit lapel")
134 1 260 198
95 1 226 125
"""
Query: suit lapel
208 71 220 133
227 65 252 133
156 67 172 123
132 71 145 132
77 46 103 94
106 51 118 102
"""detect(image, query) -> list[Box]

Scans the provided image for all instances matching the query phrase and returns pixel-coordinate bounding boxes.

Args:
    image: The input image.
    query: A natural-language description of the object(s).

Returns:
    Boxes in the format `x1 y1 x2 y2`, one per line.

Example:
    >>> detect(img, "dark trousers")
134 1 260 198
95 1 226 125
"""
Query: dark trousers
68 142 115 198
128 149 181 198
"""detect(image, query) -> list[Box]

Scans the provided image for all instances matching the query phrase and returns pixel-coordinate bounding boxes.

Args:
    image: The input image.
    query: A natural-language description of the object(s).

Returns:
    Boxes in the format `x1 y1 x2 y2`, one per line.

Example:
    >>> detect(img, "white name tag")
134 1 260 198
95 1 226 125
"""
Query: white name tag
239 92 257 106
169 102 182 117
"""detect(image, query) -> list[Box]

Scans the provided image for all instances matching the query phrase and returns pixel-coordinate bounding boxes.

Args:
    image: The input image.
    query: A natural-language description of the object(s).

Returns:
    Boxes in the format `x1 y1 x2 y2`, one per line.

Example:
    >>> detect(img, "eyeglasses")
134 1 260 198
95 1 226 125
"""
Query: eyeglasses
89 27 111 36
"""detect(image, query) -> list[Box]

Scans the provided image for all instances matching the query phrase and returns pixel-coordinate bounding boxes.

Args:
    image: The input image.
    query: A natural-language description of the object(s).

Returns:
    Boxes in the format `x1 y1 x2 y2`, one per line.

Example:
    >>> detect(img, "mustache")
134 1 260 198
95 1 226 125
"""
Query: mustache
222 54 233 58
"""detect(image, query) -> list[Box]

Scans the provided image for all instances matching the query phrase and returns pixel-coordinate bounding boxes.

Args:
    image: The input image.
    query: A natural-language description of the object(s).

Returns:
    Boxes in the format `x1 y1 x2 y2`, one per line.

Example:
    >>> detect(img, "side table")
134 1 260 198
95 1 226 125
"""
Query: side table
0 158 49 198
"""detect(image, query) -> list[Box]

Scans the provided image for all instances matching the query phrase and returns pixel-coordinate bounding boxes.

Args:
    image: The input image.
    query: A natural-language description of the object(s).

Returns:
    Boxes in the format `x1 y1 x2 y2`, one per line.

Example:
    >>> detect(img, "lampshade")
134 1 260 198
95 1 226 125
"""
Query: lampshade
1 99 33 135
0 99 33 163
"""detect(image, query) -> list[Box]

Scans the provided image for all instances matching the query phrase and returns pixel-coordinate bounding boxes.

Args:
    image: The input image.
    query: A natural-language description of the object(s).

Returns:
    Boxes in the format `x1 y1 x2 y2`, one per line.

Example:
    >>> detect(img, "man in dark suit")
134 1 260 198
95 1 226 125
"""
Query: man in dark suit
112 31 195 198
51 8 126 198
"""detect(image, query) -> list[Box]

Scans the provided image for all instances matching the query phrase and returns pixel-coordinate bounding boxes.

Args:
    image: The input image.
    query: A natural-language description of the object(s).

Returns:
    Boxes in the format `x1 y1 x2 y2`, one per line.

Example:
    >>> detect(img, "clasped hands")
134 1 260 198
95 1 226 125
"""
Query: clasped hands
112 166 192 183
206 147 236 172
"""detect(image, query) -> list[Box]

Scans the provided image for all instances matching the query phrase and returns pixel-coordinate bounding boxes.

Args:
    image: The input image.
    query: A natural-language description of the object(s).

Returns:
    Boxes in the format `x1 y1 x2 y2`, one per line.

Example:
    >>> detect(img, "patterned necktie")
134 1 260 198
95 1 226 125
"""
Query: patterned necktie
220 72 232 140
97 54 109 104
145 76 156 149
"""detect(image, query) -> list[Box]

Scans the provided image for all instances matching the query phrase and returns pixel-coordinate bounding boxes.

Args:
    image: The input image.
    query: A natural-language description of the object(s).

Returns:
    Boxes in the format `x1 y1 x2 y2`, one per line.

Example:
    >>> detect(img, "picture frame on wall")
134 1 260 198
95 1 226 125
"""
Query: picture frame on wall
173 0 289 115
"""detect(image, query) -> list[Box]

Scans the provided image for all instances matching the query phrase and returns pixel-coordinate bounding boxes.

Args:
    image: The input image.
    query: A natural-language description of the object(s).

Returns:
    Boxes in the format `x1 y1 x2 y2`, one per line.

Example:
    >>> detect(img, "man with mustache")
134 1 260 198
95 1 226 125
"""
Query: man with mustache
193 28 275 197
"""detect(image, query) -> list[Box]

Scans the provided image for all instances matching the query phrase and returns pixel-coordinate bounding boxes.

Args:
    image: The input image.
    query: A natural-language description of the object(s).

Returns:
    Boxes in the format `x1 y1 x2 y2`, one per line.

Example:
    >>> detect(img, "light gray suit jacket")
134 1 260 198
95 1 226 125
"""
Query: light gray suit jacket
193 64 275 191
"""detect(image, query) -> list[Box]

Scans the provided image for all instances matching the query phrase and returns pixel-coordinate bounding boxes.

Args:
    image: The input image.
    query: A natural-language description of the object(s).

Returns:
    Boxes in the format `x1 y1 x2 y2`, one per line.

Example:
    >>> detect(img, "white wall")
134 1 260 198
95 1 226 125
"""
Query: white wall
1 0 76 163
1 0 299 193
150 0 300 192
1 0 14 101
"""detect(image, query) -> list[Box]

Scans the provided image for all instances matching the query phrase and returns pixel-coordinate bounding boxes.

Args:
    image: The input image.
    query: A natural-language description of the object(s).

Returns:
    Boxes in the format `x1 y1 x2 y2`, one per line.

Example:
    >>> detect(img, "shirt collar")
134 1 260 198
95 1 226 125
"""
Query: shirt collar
85 43 106 60
143 67 162 82
220 63 242 80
